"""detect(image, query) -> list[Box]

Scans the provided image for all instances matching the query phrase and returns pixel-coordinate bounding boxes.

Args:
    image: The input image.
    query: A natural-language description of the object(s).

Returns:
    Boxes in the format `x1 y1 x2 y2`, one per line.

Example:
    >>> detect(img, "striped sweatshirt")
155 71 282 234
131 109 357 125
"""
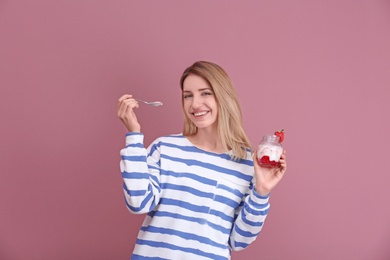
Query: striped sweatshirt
120 133 270 260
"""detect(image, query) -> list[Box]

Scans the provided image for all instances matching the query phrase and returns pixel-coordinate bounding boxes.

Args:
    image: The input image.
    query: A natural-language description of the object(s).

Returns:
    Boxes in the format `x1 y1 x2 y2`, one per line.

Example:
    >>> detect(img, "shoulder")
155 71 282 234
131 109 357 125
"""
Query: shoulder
148 133 187 148
154 133 185 142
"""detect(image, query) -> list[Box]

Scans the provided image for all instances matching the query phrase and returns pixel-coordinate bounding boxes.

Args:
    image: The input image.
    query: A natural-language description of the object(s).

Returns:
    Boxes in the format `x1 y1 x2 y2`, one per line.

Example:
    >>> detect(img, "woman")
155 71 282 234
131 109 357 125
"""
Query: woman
117 61 287 260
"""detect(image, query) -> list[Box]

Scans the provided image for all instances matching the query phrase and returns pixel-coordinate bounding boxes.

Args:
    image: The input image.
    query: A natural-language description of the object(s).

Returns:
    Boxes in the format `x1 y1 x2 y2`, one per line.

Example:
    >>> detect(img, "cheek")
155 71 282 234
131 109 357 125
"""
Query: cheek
182 101 190 111
210 102 218 113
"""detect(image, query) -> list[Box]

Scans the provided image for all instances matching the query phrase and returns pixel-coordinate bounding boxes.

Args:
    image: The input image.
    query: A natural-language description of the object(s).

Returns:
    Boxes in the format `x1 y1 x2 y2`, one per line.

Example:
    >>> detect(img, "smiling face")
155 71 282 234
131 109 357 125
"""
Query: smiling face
182 74 218 131
179 61 252 159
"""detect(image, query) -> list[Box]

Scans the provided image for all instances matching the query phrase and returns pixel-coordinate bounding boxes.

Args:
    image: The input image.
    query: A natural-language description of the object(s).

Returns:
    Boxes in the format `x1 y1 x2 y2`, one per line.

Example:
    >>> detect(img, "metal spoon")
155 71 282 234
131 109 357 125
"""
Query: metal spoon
134 98 163 106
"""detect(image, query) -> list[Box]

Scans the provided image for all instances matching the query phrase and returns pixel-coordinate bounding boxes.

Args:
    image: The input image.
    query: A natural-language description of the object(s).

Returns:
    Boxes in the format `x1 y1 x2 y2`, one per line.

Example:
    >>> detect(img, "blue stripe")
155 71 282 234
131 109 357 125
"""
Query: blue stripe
124 189 155 213
128 190 146 196
151 175 160 187
159 198 209 213
209 209 234 223
122 171 149 179
234 223 259 238
126 132 143 137
241 210 264 227
135 239 227 260
123 183 146 196
140 226 228 249
123 178 161 198
214 194 241 208
161 142 227 158
160 169 217 186
217 183 245 198
161 154 252 182
164 134 184 139
244 203 269 216
121 155 147 161
161 183 214 199
154 192 239 223
159 141 253 166
232 241 250 249
126 143 144 148
122 171 160 189
252 190 270 200
148 198 156 212
149 142 161 156
248 195 269 208
147 210 231 235
149 165 159 171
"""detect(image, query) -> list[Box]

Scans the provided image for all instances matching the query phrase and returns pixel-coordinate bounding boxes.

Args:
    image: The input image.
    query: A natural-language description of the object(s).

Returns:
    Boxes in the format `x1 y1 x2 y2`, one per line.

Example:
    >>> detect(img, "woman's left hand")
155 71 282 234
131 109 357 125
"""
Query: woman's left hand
253 150 287 196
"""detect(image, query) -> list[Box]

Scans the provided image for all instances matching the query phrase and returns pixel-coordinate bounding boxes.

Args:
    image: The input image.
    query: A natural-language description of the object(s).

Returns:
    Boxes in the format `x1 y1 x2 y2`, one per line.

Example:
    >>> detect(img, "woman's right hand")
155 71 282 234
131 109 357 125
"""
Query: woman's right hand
117 94 141 132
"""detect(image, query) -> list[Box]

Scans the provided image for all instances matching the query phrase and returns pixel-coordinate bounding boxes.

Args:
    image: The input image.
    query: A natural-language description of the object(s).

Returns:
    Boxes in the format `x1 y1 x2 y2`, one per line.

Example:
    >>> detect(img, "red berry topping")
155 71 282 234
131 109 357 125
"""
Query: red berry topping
274 129 285 143
258 156 280 168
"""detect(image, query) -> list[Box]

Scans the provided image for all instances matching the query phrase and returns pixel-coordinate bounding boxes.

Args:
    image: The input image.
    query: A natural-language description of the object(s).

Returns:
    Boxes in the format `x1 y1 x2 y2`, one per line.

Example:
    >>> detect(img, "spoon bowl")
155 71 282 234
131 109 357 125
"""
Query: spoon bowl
135 98 163 106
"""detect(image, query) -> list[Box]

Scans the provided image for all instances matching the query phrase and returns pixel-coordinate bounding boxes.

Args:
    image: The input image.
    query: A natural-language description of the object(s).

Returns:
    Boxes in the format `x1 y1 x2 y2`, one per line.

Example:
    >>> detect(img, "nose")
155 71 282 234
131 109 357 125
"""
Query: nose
190 95 203 109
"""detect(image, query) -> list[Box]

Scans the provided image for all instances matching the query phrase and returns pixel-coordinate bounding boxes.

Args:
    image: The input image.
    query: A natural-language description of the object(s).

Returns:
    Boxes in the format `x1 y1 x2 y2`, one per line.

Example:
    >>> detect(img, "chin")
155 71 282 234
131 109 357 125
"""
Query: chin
194 122 218 130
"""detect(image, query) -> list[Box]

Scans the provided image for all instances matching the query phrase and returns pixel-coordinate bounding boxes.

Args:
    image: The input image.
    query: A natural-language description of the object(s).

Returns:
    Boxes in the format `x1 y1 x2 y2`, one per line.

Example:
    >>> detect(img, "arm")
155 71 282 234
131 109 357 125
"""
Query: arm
120 133 162 214
229 151 287 250
117 94 162 214
229 183 270 250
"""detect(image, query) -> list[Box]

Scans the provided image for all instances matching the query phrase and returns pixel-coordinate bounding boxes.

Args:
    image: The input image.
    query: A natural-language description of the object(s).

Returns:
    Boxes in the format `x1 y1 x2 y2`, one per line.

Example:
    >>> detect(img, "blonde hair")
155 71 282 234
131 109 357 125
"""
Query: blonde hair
180 61 252 160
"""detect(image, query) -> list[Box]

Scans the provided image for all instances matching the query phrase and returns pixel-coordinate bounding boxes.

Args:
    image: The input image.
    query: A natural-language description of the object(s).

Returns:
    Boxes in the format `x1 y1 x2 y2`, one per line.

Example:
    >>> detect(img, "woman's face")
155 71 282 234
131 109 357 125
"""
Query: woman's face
182 74 218 131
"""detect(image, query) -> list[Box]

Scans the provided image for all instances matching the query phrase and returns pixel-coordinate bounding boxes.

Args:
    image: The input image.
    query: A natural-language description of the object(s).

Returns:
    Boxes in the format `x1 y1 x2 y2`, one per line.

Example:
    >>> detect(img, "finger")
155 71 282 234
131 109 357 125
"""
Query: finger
279 161 287 172
118 98 136 118
120 97 138 108
122 100 140 120
252 150 261 166
118 94 132 103
280 154 286 167
252 149 258 160
280 162 286 171
117 94 134 109
118 97 131 113
125 99 139 112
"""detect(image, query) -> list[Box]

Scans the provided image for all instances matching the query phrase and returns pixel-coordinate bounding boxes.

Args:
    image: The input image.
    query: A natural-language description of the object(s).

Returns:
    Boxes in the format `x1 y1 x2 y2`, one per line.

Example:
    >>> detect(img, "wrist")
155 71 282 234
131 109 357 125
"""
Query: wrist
254 186 270 197
127 126 141 132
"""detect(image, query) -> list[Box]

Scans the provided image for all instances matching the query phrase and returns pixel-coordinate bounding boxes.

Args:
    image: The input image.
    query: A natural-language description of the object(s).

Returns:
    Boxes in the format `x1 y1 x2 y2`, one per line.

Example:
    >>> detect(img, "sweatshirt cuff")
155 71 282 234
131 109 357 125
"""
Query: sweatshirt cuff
125 132 144 146
250 188 270 208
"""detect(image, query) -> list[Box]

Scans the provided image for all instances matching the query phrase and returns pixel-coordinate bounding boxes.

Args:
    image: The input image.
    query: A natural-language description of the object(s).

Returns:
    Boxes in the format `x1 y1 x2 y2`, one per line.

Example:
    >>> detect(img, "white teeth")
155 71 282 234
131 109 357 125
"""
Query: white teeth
194 111 207 117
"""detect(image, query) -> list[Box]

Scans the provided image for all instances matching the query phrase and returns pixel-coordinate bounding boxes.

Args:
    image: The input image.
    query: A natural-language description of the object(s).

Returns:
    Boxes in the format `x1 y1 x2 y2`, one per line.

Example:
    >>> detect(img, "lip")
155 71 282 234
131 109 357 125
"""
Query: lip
192 110 209 118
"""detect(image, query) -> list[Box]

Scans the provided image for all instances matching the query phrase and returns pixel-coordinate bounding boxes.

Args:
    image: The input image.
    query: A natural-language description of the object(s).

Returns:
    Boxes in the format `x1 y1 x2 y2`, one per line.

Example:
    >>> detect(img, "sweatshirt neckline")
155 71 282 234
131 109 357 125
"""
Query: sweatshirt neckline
180 134 232 157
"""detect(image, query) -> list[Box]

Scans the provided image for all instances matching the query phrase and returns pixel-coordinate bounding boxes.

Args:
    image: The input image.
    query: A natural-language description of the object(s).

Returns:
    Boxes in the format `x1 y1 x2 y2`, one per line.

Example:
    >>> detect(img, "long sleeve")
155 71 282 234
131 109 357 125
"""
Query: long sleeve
119 132 162 214
120 134 271 259
229 186 270 250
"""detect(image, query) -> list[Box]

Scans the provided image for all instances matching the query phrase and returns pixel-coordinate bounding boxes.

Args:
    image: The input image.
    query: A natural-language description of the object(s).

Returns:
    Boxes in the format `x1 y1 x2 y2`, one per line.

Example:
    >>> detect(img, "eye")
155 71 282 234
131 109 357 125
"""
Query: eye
183 94 192 99
202 91 213 96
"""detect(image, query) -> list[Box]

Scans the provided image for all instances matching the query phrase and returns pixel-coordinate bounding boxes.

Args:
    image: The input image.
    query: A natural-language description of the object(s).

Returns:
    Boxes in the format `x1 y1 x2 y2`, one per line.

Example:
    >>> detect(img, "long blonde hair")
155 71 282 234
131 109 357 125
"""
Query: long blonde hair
180 61 252 160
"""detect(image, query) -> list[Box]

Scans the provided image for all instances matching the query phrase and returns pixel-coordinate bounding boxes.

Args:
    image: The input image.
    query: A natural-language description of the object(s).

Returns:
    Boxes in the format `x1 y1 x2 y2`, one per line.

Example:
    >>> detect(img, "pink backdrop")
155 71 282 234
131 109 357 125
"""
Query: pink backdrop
1 1 389 259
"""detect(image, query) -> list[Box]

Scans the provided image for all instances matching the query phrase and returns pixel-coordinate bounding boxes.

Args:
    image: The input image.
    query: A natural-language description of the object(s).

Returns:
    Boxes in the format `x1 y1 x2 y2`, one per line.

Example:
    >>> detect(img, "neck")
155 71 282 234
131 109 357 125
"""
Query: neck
188 127 225 153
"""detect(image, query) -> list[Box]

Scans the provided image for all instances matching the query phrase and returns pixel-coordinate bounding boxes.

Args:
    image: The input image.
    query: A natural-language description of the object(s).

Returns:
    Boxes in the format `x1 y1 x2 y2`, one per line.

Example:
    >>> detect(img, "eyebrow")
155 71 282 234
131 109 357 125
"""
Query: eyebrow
182 88 212 92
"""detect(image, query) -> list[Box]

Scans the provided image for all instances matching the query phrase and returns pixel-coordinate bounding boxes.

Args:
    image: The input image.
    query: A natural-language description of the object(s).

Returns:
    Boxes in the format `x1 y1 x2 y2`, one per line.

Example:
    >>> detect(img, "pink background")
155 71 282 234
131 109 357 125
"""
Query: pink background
1 1 390 259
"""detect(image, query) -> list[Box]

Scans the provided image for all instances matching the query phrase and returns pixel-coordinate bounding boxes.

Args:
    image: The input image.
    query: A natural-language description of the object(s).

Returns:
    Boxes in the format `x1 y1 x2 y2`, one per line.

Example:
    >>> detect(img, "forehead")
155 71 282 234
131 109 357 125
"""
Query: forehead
182 74 211 91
